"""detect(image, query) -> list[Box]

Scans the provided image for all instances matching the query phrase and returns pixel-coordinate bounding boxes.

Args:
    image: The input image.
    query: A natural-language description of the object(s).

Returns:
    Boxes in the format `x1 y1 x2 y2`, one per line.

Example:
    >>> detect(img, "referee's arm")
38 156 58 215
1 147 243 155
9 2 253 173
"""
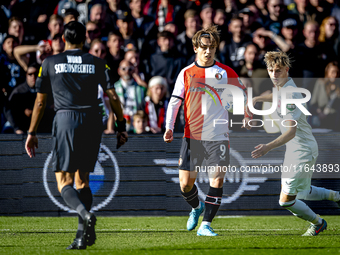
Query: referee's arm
28 92 47 134
106 88 124 122
26 92 47 157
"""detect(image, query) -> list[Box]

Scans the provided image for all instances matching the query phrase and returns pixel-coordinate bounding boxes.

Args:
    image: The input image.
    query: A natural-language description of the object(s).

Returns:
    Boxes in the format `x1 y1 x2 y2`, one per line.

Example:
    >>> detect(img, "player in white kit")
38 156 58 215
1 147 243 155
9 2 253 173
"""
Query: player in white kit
251 50 340 236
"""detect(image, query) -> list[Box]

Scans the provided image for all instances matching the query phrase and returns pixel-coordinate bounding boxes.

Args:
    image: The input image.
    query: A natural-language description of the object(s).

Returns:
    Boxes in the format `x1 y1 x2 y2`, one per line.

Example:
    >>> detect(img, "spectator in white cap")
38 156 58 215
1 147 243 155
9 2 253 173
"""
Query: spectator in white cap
140 76 169 133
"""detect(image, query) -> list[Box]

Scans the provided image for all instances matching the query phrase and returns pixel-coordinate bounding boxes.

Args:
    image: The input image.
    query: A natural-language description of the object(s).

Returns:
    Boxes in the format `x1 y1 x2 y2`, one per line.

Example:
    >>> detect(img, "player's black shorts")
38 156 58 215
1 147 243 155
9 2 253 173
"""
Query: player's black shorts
51 109 103 173
178 138 230 171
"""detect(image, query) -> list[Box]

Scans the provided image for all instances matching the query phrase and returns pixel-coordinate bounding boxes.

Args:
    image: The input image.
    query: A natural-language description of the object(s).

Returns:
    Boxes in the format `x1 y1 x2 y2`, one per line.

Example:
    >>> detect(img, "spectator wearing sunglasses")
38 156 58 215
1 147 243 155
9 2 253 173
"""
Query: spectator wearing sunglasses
114 59 146 131
84 21 101 52
3 63 40 134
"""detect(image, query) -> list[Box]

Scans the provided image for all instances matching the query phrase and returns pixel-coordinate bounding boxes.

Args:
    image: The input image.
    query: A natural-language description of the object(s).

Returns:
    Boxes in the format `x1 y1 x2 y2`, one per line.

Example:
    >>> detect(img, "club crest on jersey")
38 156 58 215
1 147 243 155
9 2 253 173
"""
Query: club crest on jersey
286 104 296 111
178 157 183 166
215 73 222 80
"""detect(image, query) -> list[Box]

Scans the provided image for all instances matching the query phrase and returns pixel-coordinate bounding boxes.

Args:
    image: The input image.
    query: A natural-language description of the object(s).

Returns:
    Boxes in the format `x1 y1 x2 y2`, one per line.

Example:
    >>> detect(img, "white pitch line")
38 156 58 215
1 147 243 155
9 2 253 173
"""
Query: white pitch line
0 228 299 232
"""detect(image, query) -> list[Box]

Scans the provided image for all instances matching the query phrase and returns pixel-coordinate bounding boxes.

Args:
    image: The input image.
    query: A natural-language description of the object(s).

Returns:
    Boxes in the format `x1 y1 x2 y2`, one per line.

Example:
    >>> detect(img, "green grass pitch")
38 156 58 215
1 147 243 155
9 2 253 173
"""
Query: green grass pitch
1 215 340 254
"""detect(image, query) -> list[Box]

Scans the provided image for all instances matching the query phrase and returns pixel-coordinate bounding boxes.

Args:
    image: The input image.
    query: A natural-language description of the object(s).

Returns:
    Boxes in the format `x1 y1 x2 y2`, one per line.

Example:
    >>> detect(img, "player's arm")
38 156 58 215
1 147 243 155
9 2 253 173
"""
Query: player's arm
251 120 296 158
164 69 185 143
164 96 183 143
25 92 47 158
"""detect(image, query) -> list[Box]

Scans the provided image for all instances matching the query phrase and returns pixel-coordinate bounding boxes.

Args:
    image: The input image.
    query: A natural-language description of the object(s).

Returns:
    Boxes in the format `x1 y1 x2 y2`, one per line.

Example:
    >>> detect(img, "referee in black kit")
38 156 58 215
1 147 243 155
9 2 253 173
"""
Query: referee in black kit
25 21 128 250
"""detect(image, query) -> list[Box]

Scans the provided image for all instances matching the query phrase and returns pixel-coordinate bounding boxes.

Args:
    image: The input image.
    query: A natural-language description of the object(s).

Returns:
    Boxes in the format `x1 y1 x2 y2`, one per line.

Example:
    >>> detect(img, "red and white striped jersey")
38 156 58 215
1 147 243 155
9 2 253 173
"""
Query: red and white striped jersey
172 61 248 141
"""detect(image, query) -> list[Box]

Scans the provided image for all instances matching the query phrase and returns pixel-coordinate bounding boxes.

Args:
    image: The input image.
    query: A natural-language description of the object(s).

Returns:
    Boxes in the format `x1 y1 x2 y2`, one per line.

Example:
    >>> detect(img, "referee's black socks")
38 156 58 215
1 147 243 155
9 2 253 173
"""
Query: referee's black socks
203 187 223 222
76 187 93 238
181 184 200 208
61 185 88 220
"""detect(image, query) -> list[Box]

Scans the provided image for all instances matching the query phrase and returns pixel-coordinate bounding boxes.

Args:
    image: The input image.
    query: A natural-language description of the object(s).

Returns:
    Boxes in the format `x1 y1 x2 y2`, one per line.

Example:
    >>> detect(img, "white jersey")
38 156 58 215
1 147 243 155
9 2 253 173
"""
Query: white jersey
277 78 318 164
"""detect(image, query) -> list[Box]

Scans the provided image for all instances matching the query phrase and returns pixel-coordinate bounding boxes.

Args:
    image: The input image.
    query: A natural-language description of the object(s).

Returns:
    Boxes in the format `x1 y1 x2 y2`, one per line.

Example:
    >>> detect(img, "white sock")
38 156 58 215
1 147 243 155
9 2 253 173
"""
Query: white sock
329 190 340 202
296 186 331 201
201 221 211 227
279 199 320 224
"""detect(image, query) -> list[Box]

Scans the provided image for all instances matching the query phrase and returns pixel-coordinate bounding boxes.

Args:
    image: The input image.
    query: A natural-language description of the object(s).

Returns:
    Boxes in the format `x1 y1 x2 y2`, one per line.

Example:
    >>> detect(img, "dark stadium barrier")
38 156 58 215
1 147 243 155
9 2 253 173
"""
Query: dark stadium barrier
0 133 340 216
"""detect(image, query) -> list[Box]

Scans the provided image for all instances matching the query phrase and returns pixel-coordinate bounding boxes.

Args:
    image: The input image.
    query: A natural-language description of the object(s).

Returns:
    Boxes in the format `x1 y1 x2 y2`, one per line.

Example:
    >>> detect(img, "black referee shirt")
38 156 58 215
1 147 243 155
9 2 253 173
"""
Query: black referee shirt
36 49 113 111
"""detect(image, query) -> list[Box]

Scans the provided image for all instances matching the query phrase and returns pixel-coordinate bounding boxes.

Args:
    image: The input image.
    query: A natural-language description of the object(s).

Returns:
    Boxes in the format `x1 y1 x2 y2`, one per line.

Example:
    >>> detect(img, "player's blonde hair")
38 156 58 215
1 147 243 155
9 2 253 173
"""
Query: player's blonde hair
192 25 220 49
264 50 291 69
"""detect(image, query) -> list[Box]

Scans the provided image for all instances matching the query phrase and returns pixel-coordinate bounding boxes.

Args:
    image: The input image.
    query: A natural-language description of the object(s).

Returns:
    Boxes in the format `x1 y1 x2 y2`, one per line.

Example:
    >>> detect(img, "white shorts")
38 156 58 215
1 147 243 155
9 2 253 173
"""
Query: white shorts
281 157 317 196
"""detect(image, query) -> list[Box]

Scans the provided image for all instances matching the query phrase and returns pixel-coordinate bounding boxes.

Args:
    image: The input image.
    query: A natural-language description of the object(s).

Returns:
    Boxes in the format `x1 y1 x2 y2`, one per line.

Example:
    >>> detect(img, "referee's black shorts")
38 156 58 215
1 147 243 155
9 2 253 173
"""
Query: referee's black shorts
178 138 230 171
51 109 103 173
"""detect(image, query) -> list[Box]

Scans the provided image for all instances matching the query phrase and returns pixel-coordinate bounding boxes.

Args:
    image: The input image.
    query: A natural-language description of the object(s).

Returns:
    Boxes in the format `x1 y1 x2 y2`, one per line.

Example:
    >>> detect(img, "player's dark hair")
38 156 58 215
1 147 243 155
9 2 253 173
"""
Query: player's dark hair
192 25 220 49
64 21 86 45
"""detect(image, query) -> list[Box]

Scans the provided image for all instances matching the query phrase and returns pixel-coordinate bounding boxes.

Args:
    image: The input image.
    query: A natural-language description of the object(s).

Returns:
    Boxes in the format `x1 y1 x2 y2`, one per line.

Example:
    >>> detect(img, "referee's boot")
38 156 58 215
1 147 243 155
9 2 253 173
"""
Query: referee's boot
83 212 97 246
187 201 205 231
66 237 86 250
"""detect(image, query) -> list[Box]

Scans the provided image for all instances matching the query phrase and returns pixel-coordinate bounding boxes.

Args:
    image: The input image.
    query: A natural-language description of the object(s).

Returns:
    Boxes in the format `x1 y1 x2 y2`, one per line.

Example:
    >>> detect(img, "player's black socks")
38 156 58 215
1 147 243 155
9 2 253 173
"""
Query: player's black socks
181 184 200 208
203 187 223 222
76 187 93 238
61 185 87 220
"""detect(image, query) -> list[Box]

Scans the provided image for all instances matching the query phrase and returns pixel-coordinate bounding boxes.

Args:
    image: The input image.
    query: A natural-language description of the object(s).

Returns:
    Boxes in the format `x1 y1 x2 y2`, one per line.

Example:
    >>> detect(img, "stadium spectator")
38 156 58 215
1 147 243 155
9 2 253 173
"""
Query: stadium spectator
63 8 80 24
54 0 92 25
89 3 108 38
176 9 200 63
252 27 289 63
219 17 253 70
164 21 178 37
287 0 316 26
89 38 116 135
310 61 340 130
105 0 130 33
84 21 101 52
115 59 146 131
146 30 185 90
0 35 25 99
224 0 239 21
238 7 261 34
140 76 169 133
200 2 214 29
153 0 184 32
239 43 271 96
129 110 151 134
281 17 300 50
213 9 228 42
319 16 340 56
254 0 269 18
130 0 157 51
7 17 24 45
46 14 64 40
116 10 138 50
295 21 336 89
263 0 288 35
124 49 148 87
14 34 64 72
3 63 39 134
105 31 125 83
310 0 333 24
89 38 107 59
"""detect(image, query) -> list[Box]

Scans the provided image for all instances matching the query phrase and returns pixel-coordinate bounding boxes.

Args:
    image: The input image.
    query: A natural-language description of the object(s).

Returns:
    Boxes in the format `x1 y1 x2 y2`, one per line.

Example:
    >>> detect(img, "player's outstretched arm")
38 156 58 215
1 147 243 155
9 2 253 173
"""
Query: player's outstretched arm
251 120 296 158
106 88 128 148
25 92 47 158
164 96 182 143
164 129 173 143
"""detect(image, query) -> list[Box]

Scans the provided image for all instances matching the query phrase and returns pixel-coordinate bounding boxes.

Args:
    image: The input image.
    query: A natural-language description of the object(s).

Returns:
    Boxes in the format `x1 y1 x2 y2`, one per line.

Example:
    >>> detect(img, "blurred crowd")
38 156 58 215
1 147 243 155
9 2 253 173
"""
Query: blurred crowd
1 0 340 135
